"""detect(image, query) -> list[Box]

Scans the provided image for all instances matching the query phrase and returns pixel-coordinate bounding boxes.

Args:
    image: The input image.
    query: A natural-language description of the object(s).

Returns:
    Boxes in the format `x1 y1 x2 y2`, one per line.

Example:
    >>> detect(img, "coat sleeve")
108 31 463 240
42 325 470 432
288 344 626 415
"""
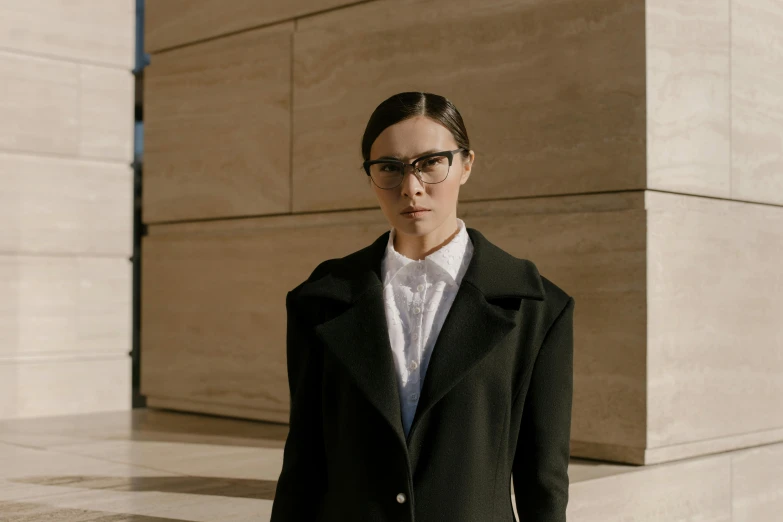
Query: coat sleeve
512 296 575 522
269 290 327 521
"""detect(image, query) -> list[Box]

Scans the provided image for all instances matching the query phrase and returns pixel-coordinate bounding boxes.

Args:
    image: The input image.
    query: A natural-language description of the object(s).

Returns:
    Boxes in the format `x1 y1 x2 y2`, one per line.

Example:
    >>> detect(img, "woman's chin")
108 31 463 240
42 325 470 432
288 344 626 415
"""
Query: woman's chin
394 219 442 239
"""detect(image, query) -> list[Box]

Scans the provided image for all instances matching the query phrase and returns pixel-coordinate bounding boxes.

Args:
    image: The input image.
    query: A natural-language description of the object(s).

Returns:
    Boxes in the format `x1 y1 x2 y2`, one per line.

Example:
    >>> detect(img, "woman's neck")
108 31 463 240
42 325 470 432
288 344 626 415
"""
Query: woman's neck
393 217 460 261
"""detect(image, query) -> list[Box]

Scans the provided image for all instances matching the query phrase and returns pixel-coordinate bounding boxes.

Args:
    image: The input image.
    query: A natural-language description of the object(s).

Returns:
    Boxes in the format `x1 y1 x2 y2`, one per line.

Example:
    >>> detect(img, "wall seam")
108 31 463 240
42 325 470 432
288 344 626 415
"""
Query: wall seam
728 0 733 199
0 46 131 70
148 0 381 56
290 21 296 214
0 147 132 166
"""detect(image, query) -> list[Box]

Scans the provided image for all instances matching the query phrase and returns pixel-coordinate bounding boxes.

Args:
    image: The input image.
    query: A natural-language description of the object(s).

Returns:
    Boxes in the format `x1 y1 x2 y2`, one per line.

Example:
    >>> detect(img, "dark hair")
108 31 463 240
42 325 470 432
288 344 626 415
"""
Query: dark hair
361 92 471 162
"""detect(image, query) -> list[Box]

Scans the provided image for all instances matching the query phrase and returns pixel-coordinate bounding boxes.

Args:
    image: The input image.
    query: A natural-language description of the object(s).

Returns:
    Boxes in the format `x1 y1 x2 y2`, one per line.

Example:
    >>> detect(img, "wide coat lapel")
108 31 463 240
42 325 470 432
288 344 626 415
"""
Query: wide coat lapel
406 228 546 444
298 231 406 445
297 227 546 451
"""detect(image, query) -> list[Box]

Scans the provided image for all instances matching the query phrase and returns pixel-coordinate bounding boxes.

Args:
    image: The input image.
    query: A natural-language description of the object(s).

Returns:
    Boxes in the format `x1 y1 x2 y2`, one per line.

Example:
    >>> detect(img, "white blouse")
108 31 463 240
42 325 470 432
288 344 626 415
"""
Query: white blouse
381 217 474 437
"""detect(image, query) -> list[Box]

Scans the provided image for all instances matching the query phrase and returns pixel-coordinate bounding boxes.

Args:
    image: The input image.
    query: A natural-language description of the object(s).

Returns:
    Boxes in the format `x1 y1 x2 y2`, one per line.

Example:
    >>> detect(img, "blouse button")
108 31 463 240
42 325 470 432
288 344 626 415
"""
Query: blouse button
412 306 421 314
408 360 418 370
409 392 419 402
416 283 425 292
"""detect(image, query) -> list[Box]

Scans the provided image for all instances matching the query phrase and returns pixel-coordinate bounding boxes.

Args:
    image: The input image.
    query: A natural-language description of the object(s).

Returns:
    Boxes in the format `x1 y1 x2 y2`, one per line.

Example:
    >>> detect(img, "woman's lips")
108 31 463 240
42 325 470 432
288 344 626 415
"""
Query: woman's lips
401 209 430 219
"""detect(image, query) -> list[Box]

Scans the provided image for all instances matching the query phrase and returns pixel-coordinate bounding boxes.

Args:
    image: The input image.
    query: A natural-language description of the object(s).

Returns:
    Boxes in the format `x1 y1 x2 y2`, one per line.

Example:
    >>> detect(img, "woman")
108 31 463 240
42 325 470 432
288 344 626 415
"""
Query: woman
270 92 575 522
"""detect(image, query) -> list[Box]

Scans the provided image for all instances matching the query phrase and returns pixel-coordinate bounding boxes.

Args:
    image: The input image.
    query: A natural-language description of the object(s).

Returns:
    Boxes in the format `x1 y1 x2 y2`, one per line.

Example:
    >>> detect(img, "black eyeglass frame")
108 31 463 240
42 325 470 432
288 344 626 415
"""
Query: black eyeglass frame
363 148 466 189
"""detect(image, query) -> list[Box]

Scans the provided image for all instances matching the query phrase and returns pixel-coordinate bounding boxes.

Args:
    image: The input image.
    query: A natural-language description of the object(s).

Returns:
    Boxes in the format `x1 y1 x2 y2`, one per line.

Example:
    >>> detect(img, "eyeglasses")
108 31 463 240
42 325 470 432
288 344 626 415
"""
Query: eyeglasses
363 148 465 189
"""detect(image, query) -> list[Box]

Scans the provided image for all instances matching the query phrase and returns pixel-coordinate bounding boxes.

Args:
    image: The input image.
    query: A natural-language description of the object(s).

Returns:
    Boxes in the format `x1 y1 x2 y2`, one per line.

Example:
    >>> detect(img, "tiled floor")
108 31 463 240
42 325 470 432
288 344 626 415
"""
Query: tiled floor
0 408 685 521
0 409 290 521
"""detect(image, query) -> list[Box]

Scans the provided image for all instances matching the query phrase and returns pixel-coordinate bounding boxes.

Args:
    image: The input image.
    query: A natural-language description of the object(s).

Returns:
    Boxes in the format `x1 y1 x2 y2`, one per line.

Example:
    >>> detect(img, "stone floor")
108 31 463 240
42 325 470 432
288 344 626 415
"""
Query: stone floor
0 408 290 521
2 408 777 521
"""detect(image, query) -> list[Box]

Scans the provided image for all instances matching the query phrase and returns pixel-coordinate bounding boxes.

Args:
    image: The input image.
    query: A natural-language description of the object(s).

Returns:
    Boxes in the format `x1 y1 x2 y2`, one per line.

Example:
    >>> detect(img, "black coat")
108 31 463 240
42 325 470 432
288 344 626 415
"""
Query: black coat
270 227 575 522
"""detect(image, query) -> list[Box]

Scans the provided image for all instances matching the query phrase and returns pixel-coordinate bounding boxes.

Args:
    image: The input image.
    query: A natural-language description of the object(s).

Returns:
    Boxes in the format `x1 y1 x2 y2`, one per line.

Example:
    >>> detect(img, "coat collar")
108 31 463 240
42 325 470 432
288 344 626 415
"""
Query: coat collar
297 227 545 455
299 227 545 304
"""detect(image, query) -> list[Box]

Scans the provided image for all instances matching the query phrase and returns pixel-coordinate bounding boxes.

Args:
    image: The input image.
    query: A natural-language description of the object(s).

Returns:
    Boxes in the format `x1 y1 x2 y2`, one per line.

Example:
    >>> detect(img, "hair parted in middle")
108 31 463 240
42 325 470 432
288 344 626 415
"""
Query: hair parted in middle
360 92 471 163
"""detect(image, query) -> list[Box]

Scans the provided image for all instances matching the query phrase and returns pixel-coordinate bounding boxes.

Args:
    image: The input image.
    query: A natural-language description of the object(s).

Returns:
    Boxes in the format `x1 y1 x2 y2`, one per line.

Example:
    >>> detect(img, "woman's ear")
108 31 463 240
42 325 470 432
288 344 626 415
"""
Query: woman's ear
460 150 475 185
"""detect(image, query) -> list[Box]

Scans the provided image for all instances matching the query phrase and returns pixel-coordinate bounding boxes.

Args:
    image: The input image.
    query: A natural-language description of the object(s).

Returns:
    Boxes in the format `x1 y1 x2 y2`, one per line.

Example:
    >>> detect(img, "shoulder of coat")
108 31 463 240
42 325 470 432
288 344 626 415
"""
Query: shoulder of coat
288 257 340 298
538 274 575 317
288 229 390 300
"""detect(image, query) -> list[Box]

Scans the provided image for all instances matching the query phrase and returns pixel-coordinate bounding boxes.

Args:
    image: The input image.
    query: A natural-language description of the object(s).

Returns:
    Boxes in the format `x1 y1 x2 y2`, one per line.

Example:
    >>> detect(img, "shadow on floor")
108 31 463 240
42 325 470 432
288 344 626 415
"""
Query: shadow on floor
11 474 277 500
0 500 195 521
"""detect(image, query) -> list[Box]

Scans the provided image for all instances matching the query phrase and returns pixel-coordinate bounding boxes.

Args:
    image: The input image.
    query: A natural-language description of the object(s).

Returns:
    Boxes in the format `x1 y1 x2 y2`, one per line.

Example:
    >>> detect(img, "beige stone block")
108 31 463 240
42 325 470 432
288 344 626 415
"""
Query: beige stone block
460 199 649 454
732 443 783 521
0 52 133 161
0 154 133 256
450 196 649 462
0 256 131 358
141 213 389 422
140 190 783 463
141 192 648 434
731 0 783 205
567 453 732 522
145 0 361 52
0 51 80 155
646 192 783 456
143 25 292 223
0 0 135 68
79 66 135 162
0 357 130 420
293 0 646 212
646 0 731 198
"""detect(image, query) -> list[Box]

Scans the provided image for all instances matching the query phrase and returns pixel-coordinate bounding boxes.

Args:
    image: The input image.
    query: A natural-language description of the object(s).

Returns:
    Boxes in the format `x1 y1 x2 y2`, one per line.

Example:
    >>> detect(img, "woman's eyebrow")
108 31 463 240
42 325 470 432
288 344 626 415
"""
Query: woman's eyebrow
377 149 441 161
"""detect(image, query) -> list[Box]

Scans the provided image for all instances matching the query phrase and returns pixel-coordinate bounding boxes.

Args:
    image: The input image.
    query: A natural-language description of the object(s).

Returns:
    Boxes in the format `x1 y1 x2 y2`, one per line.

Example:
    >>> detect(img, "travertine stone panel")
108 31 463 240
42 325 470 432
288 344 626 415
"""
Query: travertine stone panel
143 25 292 223
644 429 783 467
142 192 648 437
646 0 730 198
141 216 389 421
731 0 783 205
0 0 134 423
568 453 732 522
0 358 130 420
79 66 135 162
0 53 134 161
145 0 364 52
0 0 135 68
141 189 782 461
0 154 133 256
647 192 783 449
732 443 783 521
462 204 648 453
0 51 80 155
293 0 646 212
0 256 132 358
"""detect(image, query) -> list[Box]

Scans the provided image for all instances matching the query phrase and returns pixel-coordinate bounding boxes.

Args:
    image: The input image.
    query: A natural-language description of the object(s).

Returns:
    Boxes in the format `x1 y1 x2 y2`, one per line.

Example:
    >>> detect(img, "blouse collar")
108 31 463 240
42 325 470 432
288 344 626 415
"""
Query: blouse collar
382 217 472 287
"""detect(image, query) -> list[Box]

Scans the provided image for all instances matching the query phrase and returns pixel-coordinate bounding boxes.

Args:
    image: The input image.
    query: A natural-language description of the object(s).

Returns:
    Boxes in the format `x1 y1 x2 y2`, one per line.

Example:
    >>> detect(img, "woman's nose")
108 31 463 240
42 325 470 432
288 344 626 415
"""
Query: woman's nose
400 167 424 196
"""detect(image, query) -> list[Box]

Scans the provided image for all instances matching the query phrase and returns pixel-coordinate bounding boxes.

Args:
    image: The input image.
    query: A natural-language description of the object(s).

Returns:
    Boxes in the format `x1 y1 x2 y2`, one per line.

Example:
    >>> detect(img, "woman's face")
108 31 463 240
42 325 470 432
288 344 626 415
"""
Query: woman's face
368 116 474 239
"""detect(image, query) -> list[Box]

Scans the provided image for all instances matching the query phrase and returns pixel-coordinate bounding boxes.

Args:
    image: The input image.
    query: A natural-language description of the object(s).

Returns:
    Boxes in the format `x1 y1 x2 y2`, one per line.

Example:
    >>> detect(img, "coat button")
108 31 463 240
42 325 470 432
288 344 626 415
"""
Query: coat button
396 492 407 503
